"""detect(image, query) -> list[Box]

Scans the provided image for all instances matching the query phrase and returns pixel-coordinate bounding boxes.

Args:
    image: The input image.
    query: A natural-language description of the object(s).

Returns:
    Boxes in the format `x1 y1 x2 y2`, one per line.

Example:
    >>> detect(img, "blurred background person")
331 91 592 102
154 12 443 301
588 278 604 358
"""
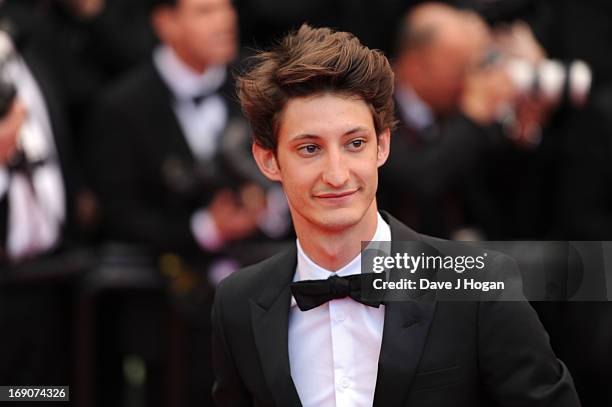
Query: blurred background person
84 0 288 269
0 0 159 238
82 0 289 405
446 5 612 405
0 29 87 265
378 3 515 240
378 2 565 240
0 27 89 391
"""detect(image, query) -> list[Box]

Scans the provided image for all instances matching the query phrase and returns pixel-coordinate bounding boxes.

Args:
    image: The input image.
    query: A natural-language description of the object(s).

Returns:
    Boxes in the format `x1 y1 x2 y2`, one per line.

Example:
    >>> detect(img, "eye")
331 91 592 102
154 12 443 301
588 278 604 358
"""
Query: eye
297 144 320 156
347 139 366 151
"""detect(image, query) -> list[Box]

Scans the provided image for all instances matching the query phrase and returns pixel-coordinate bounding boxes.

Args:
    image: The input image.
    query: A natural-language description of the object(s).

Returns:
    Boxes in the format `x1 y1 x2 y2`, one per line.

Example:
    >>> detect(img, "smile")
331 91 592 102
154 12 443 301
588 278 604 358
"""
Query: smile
314 189 359 202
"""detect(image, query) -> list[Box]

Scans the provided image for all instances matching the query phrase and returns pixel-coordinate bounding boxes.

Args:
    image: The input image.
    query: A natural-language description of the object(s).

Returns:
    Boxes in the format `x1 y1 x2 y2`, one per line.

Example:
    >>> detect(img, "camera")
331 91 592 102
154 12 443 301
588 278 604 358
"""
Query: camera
506 58 591 107
480 47 591 107
162 117 273 199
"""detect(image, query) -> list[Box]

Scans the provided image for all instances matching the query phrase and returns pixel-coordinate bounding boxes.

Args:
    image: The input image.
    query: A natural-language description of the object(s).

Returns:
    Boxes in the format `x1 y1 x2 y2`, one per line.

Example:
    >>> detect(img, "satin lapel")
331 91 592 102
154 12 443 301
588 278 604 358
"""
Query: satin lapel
373 212 438 407
250 247 302 407
147 64 197 164
373 300 436 407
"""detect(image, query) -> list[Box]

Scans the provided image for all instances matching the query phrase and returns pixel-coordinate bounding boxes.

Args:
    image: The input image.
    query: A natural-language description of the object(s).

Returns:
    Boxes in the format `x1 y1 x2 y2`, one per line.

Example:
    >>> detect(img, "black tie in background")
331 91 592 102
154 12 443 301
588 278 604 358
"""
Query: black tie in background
291 274 382 311
192 93 209 106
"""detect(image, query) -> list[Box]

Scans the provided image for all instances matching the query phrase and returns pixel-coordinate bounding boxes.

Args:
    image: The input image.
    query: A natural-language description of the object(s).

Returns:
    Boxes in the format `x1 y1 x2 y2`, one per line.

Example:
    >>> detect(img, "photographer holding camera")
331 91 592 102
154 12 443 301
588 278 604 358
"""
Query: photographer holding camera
83 1 292 404
378 2 575 240
85 0 290 266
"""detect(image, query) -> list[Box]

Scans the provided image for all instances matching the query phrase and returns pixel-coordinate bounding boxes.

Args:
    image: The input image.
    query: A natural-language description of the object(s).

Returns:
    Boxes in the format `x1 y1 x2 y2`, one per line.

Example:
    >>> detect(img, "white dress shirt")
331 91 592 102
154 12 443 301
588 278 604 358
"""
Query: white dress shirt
153 45 228 161
0 54 65 260
288 213 391 407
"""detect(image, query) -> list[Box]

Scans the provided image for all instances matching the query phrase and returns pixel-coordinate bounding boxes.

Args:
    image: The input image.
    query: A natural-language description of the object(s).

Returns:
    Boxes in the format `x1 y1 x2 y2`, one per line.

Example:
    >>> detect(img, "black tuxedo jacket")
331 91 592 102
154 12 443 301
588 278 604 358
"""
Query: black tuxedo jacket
211 213 580 407
85 60 256 255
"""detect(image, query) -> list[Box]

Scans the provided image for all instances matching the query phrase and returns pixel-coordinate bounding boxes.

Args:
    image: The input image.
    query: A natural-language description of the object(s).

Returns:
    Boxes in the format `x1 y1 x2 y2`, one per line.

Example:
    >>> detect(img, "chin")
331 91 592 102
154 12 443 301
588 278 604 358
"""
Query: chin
212 45 237 65
312 208 366 233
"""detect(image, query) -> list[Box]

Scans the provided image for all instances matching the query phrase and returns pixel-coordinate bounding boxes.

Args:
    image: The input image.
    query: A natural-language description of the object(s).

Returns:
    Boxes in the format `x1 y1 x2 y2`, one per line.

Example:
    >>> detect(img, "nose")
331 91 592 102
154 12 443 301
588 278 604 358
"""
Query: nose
321 148 350 188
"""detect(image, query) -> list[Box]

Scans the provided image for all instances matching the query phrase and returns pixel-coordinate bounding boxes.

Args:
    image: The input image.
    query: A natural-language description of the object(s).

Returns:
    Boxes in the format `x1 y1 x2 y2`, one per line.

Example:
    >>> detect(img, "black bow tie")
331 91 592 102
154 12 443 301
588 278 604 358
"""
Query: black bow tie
290 274 382 311
6 149 46 176
192 93 211 106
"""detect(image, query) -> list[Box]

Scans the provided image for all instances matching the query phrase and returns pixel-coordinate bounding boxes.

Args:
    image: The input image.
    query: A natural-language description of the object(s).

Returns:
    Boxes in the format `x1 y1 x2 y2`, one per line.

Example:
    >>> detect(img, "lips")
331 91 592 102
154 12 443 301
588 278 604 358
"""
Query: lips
314 189 359 199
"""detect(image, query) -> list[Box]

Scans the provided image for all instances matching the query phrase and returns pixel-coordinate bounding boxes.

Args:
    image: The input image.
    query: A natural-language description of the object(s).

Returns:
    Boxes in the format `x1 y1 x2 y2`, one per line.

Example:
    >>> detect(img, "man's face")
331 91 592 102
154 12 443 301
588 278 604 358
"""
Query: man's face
418 41 470 114
400 10 491 116
423 13 491 114
156 0 237 71
253 93 390 234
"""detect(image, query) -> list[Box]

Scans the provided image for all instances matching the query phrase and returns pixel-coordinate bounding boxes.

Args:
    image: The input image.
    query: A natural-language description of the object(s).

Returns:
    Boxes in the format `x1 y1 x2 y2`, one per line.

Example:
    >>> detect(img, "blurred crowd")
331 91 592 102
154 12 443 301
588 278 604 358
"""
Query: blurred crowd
0 0 611 406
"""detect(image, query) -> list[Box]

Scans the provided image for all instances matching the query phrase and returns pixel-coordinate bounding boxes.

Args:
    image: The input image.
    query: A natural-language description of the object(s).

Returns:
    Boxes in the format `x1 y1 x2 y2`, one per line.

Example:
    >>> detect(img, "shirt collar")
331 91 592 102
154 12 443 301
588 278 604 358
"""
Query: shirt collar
395 84 434 131
153 45 226 101
291 213 391 307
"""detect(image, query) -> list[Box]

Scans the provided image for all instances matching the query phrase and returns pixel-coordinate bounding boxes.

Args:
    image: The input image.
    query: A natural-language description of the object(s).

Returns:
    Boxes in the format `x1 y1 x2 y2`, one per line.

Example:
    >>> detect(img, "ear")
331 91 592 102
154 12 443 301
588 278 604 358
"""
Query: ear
252 142 282 182
376 128 391 167
151 6 176 45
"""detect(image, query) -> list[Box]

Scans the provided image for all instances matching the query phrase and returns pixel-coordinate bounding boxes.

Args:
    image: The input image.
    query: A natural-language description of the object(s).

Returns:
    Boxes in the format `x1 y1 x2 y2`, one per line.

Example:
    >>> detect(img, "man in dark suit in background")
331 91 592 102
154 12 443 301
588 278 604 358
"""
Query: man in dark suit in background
85 0 288 264
378 3 517 240
0 28 87 388
212 24 580 407
84 0 288 405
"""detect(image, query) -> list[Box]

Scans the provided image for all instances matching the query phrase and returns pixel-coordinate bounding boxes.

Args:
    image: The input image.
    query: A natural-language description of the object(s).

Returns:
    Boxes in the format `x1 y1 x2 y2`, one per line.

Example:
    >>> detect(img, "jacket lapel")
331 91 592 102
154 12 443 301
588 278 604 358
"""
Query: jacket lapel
373 300 436 407
146 63 198 165
249 247 303 407
373 213 438 407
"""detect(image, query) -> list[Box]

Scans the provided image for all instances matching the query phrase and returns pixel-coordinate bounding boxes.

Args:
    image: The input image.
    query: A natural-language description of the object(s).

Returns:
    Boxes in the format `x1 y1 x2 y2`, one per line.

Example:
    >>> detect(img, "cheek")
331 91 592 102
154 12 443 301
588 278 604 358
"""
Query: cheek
282 180 311 216
280 164 319 202
182 15 213 41
190 25 213 45
356 156 380 187
222 10 238 30
288 171 313 196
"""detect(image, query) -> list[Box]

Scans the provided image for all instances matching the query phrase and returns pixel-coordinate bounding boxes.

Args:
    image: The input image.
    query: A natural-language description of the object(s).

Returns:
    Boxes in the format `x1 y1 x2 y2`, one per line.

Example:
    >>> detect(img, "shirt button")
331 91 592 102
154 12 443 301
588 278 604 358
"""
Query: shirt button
340 377 350 389
335 312 346 322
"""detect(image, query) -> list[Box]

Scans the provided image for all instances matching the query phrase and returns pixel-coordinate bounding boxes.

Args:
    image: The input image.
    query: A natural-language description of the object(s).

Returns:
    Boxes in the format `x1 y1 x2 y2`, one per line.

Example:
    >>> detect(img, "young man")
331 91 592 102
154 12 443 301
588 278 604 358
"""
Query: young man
211 24 580 407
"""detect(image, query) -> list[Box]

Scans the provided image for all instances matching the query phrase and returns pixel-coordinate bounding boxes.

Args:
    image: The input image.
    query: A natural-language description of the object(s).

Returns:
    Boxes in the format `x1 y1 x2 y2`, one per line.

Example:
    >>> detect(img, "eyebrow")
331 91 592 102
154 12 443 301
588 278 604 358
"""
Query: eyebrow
290 126 371 141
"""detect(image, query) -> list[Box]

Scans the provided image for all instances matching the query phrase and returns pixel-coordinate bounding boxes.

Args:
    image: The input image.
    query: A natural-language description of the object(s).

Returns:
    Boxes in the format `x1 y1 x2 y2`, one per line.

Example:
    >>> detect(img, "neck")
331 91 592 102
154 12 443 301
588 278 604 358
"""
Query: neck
401 79 427 106
172 46 208 74
294 202 379 272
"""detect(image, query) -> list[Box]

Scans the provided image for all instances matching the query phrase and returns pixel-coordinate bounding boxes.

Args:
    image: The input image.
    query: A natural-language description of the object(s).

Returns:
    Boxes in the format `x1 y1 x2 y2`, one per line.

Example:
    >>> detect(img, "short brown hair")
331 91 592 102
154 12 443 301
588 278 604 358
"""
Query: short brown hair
236 24 396 150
